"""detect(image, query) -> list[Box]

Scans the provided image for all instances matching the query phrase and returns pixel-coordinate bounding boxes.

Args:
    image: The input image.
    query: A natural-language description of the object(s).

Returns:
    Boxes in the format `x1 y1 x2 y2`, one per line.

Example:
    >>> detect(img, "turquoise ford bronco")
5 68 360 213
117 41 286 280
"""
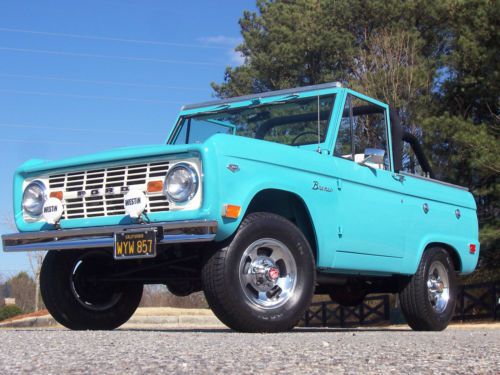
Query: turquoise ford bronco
2 82 479 332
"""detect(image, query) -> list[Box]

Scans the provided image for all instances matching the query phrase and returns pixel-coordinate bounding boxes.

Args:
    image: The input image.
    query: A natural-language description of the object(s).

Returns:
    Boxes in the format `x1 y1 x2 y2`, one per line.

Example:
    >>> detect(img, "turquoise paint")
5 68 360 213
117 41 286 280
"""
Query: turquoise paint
11 86 479 276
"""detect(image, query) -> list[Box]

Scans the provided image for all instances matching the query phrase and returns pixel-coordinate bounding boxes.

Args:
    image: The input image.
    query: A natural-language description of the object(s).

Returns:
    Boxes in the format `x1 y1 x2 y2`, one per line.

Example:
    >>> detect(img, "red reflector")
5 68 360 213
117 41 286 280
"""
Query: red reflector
469 244 476 254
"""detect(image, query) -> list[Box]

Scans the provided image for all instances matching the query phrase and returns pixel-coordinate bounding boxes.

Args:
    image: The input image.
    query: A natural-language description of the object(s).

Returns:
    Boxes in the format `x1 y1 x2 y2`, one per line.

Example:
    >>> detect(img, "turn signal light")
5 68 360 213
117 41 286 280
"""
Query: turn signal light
50 191 63 200
223 204 241 219
147 180 164 193
469 244 477 254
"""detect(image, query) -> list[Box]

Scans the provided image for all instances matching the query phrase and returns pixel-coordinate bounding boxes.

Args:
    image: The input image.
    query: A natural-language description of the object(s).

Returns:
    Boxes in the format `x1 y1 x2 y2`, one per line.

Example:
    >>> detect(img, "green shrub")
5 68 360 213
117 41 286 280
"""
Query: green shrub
0 305 23 322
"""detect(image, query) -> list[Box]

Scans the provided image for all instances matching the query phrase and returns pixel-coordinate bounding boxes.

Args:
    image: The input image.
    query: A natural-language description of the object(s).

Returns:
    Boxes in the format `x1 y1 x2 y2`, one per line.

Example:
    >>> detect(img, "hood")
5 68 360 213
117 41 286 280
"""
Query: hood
17 143 198 176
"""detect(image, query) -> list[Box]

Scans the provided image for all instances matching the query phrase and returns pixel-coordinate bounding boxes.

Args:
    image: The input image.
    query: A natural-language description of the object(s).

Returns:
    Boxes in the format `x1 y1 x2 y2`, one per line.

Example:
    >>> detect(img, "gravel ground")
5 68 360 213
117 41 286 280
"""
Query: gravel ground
0 326 498 374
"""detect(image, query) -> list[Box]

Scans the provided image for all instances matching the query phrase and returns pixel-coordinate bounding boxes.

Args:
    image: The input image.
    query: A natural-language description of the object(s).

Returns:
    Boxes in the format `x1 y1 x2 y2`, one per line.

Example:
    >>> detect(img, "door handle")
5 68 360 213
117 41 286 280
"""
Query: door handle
392 174 405 183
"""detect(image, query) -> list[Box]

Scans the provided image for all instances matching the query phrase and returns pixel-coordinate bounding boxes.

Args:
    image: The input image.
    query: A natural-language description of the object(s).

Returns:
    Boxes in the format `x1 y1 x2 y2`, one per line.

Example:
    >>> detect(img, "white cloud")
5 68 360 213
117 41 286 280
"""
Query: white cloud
199 35 245 66
198 35 242 46
229 50 245 66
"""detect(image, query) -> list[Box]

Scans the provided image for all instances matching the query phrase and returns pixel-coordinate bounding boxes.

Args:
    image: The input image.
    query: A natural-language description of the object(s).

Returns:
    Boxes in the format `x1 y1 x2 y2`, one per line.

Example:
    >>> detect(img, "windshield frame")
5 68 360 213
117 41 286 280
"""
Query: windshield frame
167 86 345 150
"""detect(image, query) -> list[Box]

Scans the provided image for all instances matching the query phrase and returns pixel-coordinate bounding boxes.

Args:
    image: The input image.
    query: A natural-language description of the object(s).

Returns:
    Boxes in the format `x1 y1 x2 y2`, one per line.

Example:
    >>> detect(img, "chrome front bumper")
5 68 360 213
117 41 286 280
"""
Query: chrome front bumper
1 220 218 252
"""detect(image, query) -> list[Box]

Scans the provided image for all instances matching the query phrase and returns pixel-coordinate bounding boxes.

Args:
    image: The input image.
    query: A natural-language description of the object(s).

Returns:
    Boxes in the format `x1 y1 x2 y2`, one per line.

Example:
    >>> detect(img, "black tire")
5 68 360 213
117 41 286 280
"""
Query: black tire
202 212 316 332
40 250 143 330
329 280 366 307
399 247 457 331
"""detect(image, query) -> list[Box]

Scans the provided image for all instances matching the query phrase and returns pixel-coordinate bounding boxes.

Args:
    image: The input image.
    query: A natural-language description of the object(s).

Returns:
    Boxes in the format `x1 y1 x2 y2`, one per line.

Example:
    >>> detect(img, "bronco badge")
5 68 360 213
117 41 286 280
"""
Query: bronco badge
312 181 333 192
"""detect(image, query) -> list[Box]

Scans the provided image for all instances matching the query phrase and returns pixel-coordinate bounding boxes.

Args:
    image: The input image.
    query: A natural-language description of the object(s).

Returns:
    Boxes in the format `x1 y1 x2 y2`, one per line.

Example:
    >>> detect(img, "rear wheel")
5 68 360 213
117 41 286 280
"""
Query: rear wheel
399 248 457 331
40 250 143 330
202 212 315 332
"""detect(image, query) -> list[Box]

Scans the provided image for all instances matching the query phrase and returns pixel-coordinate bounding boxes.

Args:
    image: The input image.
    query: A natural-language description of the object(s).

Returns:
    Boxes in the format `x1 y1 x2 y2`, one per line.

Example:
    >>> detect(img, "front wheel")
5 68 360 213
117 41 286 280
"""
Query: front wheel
40 250 143 330
399 248 457 331
202 212 315 332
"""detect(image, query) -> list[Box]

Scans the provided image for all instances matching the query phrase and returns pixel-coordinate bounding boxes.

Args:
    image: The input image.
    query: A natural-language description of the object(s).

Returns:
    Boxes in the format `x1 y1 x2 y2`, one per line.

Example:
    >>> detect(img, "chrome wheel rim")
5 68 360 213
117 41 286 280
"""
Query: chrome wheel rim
427 261 450 313
239 238 297 309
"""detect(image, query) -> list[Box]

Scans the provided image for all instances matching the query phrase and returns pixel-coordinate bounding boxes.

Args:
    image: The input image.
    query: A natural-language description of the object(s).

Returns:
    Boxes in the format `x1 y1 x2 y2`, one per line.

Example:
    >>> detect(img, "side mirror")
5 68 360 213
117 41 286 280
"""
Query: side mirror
360 148 385 166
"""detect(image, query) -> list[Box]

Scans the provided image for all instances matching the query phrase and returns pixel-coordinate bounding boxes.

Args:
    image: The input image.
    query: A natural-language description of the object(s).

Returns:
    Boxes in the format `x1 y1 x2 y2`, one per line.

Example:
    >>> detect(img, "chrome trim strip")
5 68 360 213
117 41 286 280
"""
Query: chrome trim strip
182 82 342 110
2 220 216 242
400 172 469 191
4 238 115 252
161 234 215 244
2 220 218 252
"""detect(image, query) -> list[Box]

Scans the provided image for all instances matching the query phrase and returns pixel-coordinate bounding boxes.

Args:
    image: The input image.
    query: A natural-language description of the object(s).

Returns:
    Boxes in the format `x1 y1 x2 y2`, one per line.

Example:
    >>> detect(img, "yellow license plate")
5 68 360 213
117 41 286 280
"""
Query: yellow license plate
114 230 156 259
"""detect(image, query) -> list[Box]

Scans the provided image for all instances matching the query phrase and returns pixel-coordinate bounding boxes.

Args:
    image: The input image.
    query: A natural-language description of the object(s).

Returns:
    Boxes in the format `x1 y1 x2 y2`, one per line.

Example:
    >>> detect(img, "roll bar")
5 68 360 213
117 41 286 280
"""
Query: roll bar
389 109 434 178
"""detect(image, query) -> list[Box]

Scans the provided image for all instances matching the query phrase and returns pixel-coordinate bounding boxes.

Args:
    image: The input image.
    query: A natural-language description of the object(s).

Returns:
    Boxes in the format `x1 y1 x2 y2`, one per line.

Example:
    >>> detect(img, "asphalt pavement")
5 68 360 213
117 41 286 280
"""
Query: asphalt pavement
0 325 498 374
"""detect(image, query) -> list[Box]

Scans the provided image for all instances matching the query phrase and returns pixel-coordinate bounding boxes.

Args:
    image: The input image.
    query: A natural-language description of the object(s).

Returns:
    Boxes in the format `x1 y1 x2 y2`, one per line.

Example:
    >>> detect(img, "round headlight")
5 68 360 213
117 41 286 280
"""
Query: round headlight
164 163 199 203
22 180 47 217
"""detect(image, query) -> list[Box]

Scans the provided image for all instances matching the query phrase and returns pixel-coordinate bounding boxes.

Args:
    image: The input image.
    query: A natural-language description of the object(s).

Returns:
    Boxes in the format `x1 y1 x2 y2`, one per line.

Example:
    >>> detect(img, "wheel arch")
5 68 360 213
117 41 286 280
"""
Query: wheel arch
423 242 462 272
244 188 318 262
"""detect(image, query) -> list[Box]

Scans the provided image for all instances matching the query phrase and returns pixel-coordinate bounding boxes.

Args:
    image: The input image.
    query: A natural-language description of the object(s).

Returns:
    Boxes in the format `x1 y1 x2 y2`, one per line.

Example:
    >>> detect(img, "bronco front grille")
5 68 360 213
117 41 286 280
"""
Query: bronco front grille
48 161 170 219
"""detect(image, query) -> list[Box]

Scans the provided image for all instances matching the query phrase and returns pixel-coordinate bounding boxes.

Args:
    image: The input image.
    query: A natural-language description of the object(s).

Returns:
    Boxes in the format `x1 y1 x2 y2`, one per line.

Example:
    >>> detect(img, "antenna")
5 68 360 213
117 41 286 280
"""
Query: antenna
317 95 321 153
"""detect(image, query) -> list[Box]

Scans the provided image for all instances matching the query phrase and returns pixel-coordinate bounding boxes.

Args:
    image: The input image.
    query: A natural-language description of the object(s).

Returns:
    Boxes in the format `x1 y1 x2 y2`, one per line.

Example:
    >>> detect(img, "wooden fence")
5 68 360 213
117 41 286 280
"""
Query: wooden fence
454 281 500 322
300 281 499 327
301 295 390 328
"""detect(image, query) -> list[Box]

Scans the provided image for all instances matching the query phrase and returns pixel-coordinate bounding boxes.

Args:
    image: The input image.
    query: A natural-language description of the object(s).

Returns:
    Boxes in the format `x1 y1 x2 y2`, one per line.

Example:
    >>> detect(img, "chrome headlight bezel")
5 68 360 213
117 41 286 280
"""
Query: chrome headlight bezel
22 180 47 217
164 163 199 203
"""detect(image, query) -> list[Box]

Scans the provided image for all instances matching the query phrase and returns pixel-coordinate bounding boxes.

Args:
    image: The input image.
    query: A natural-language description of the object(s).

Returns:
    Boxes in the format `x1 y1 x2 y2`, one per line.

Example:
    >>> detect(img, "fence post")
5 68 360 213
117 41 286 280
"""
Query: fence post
304 309 310 327
359 303 364 325
496 282 499 321
322 302 327 326
383 295 390 321
492 283 497 321
460 285 465 321
497 282 500 321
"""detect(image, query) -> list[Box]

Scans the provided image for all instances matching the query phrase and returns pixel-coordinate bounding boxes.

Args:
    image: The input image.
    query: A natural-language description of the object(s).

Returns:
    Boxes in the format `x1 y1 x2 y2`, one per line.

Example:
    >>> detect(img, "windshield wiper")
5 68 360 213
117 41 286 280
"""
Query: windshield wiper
198 104 231 115
266 94 300 105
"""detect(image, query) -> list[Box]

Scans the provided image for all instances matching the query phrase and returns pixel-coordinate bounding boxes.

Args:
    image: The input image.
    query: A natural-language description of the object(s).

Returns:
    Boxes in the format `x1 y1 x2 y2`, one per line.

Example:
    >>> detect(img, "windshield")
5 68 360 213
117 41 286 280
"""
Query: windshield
170 94 336 146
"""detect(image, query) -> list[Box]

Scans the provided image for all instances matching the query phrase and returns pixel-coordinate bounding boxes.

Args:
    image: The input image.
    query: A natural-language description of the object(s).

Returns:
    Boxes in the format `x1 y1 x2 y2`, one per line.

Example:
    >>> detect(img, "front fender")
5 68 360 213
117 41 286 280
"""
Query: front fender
206 135 339 267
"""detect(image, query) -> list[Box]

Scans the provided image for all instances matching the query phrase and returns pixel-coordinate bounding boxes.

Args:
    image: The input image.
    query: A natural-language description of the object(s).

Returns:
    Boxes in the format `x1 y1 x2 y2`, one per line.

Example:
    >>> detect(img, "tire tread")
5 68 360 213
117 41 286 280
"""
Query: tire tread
399 247 456 331
202 212 315 332
40 250 143 330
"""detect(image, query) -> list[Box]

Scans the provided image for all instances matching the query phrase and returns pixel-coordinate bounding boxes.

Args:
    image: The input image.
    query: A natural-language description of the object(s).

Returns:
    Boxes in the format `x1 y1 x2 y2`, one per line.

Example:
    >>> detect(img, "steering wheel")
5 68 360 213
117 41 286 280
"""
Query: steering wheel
290 131 321 146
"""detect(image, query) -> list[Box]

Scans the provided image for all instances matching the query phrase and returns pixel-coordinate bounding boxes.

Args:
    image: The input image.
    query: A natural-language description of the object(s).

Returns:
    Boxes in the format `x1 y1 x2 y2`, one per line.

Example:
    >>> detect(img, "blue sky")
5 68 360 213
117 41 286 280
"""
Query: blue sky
0 0 255 276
